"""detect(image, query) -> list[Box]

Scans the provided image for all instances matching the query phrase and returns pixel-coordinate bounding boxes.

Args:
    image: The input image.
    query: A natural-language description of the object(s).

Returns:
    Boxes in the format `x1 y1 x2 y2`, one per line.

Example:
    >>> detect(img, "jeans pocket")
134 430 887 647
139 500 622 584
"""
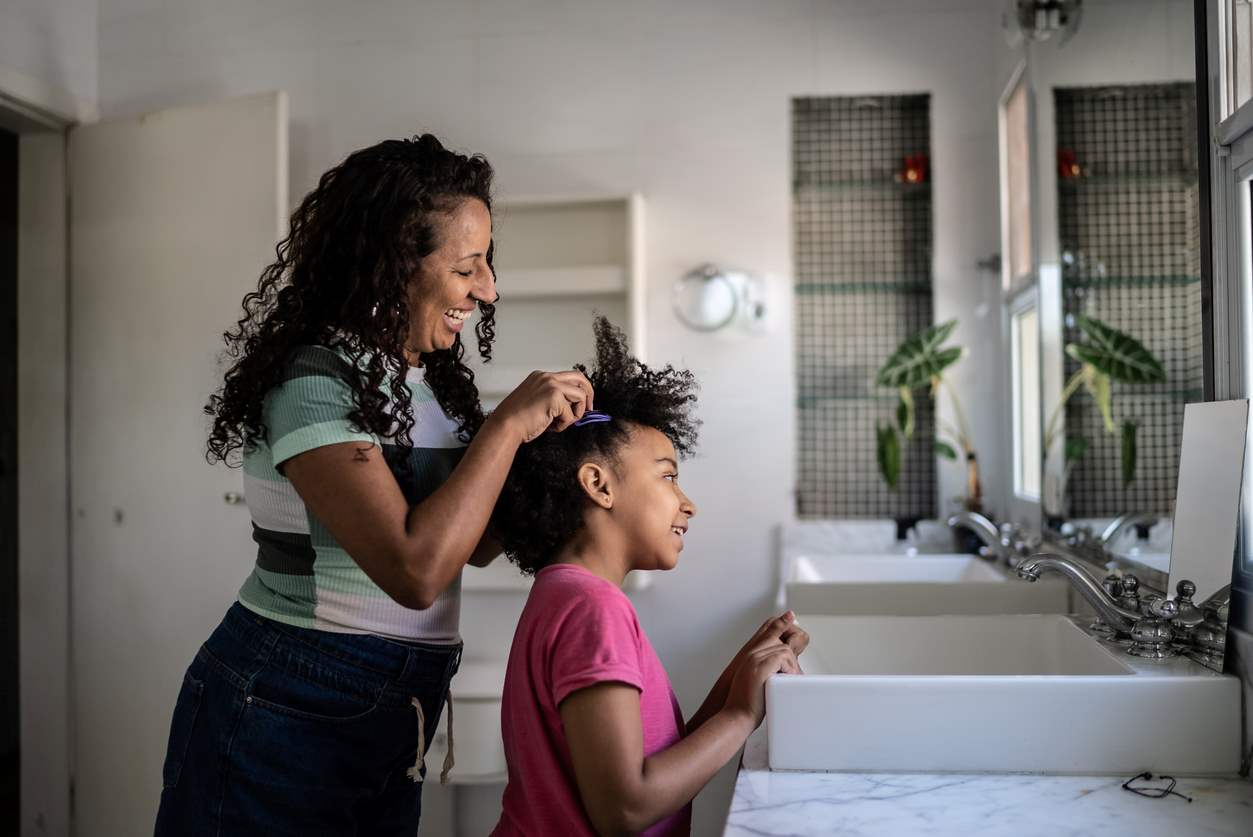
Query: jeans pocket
248 659 384 723
161 669 205 789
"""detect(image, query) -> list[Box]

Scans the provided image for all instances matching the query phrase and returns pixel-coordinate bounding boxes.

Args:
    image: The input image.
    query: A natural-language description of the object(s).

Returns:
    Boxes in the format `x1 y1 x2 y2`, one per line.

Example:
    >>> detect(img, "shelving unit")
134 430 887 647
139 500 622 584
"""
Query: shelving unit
464 194 644 408
459 193 651 593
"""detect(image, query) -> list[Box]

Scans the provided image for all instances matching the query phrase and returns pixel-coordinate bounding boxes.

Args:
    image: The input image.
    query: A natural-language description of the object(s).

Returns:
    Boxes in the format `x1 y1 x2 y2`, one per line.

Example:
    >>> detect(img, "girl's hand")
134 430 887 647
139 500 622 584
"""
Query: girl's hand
491 370 595 443
724 639 800 729
729 612 809 674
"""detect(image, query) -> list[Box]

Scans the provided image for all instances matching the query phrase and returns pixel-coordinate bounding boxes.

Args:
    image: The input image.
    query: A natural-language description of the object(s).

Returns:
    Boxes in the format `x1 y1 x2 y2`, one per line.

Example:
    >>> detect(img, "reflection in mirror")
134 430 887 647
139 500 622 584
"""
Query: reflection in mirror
1020 6 1205 588
1011 296 1042 500
1003 67 1034 291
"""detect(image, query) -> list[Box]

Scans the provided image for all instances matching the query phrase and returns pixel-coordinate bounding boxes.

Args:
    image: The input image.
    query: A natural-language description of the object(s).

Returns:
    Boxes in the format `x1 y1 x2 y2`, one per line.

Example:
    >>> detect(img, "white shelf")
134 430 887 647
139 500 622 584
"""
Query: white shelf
496 265 626 298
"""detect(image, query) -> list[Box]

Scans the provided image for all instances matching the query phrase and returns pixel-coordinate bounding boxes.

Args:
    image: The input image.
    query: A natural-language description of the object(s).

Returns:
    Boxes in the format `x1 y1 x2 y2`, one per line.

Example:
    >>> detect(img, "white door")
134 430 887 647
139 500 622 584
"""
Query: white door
68 91 286 835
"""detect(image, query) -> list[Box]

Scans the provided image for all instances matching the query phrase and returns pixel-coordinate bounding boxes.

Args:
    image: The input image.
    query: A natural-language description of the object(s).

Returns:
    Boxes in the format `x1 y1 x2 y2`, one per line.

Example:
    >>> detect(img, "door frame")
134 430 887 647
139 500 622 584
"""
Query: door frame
0 76 74 836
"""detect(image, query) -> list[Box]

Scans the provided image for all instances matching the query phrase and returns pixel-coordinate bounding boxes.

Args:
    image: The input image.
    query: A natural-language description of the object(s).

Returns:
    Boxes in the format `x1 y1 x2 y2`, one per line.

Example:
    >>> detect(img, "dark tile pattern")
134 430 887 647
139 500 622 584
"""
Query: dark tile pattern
793 95 935 518
1056 83 1203 517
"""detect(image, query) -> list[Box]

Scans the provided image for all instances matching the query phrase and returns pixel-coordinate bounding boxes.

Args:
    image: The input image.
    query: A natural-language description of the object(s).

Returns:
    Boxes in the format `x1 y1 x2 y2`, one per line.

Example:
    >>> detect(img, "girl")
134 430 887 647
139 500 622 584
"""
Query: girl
489 318 808 836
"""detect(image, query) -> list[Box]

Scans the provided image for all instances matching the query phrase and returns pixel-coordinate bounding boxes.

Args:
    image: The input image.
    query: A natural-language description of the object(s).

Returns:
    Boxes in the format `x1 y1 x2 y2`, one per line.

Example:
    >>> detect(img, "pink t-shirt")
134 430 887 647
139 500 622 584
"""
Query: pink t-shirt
492 564 691 837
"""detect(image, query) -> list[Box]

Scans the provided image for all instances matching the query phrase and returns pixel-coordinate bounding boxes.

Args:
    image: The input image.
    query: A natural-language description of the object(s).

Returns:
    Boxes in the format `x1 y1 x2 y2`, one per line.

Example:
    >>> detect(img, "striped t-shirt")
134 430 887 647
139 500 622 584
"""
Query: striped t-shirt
238 344 466 642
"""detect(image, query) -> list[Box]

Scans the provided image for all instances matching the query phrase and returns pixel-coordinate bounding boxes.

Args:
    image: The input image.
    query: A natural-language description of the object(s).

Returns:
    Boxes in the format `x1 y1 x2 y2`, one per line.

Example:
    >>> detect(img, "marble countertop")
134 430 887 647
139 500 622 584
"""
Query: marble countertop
724 728 1253 836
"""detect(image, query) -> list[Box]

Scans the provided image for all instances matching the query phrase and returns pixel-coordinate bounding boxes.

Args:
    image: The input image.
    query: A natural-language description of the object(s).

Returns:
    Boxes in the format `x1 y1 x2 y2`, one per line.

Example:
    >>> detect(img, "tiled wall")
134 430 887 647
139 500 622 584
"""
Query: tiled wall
1055 83 1202 518
793 94 935 520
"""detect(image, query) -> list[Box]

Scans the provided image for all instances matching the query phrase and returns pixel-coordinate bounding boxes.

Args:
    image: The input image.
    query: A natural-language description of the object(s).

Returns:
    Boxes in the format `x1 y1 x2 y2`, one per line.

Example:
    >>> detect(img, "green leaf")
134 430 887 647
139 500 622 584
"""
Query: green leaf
935 439 959 460
876 319 964 389
876 421 901 490
1065 315 1166 384
897 387 916 438
1065 436 1089 463
1122 420 1139 486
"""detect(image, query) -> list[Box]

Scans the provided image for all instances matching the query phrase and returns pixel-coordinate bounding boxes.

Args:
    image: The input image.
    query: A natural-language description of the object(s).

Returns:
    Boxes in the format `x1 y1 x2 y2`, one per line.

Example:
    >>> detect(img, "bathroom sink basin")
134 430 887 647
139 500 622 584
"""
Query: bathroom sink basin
767 614 1241 774
785 554 1070 616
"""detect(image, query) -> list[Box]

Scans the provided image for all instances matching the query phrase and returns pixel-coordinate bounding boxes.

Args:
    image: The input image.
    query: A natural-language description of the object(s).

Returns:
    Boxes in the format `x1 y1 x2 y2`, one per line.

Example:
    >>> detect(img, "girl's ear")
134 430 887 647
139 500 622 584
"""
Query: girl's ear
576 461 614 510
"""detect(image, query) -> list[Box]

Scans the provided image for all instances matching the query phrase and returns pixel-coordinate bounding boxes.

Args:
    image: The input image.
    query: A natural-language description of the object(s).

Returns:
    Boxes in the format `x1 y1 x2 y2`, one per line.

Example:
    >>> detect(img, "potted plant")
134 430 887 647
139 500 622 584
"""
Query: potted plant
1042 314 1166 518
874 319 982 512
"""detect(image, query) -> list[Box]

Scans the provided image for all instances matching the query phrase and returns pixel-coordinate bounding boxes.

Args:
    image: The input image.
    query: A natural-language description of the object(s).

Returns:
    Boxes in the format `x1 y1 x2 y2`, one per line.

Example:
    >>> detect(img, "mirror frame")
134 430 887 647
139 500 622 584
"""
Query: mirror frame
1202 0 1250 632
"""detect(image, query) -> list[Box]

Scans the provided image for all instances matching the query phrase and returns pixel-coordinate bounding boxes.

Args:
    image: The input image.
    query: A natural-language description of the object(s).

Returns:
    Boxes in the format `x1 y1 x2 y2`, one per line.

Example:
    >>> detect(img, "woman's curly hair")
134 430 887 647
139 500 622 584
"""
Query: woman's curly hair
206 134 496 466
491 317 700 575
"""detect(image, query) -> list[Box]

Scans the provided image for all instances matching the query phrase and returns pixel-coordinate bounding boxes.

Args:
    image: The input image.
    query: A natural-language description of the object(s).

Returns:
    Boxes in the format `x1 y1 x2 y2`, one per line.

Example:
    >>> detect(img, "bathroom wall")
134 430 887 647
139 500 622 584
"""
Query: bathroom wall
93 3 1004 831
0 0 98 120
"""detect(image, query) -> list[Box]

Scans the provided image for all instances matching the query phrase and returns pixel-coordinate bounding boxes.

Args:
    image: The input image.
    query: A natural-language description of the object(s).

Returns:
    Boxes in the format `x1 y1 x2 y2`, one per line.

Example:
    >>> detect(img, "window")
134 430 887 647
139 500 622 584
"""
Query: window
1001 66 1034 291
1012 299 1042 500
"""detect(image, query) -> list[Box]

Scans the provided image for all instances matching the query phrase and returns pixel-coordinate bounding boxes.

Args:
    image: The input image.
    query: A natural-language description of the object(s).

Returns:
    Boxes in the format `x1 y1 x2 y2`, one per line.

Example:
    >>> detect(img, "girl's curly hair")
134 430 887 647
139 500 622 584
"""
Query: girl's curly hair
206 134 496 466
491 317 700 575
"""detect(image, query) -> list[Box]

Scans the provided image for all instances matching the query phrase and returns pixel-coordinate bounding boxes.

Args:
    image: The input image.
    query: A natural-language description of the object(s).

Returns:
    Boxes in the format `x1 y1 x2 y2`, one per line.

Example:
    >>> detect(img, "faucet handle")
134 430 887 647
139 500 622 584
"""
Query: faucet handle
1103 574 1123 598
1117 573 1142 612
1144 596 1178 620
1168 579 1203 630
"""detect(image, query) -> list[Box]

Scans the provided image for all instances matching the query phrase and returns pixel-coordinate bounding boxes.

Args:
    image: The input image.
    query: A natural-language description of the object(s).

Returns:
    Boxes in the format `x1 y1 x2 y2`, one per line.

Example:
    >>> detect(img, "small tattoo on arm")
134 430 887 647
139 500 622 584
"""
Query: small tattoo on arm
353 446 371 462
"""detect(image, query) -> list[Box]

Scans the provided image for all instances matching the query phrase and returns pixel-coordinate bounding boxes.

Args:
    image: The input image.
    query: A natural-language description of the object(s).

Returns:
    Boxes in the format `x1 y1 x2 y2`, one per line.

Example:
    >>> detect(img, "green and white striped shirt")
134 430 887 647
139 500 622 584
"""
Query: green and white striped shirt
238 344 465 642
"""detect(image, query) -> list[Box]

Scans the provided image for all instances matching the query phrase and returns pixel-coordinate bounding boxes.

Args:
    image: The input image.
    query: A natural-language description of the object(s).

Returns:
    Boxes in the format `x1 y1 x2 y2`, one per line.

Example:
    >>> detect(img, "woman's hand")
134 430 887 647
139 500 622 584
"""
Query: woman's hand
491 370 595 444
723 638 800 729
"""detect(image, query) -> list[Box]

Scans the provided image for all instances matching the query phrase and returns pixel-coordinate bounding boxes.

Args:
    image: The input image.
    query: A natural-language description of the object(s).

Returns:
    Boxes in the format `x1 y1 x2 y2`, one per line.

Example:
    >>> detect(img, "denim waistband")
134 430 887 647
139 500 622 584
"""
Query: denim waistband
222 602 461 687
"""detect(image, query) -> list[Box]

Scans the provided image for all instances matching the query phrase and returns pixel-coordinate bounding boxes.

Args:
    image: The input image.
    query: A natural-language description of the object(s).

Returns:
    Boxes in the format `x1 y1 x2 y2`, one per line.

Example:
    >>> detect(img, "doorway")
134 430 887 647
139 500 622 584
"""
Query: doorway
1 125 19 835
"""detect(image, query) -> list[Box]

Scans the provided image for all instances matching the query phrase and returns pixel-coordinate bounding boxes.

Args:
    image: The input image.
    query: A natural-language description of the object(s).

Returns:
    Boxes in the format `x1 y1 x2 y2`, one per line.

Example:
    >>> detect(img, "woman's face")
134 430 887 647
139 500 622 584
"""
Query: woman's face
406 197 495 358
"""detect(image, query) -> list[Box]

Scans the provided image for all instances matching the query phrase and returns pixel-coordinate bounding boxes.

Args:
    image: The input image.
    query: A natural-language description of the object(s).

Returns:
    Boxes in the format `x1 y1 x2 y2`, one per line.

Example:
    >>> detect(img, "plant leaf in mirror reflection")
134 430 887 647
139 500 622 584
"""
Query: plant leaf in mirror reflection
876 421 901 490
1122 420 1139 486
1067 315 1167 385
897 386 915 439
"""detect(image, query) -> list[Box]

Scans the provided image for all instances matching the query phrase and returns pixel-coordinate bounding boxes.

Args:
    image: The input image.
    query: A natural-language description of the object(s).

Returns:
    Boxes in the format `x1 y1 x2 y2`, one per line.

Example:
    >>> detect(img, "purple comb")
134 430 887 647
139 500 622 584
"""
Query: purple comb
573 410 612 427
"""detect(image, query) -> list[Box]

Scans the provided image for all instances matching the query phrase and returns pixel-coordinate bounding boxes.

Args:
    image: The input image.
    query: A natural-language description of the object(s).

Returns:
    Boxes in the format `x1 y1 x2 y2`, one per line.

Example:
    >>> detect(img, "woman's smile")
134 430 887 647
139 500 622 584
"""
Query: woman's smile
443 306 474 334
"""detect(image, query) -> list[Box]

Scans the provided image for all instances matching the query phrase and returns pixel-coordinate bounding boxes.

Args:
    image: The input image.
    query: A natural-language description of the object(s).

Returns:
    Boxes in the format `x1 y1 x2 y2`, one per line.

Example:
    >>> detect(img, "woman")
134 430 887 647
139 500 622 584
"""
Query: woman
154 134 593 836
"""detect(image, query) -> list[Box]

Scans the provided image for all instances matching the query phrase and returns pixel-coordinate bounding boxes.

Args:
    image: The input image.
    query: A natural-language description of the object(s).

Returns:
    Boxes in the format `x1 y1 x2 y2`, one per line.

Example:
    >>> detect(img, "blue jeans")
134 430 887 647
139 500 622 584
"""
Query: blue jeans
154 603 461 836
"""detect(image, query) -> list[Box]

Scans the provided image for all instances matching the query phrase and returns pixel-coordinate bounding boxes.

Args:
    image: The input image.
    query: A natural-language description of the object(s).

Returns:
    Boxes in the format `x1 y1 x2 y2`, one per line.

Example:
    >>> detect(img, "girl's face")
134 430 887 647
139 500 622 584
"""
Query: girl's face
406 197 496 358
611 426 697 572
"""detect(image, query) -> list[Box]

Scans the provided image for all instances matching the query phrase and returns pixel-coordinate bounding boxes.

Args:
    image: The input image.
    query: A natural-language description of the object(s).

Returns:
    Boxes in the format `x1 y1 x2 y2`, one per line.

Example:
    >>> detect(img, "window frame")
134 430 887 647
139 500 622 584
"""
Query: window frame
1205 0 1253 623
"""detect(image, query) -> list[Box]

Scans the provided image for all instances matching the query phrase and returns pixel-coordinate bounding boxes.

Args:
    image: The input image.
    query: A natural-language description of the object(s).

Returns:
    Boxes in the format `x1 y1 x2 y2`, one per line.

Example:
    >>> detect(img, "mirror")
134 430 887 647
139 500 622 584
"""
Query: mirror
994 4 1210 594
1169 400 1250 605
790 3 1217 609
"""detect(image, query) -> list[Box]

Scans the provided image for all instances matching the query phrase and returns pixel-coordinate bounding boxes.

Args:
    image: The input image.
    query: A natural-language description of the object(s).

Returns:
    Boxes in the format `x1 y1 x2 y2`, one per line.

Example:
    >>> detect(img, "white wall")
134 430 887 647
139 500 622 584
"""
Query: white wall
96 1 1005 833
0 0 97 120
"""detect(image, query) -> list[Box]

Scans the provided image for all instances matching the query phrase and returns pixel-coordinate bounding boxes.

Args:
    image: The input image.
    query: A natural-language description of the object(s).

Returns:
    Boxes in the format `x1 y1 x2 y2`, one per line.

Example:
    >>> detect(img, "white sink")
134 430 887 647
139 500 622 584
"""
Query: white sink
785 554 1070 616
767 614 1241 774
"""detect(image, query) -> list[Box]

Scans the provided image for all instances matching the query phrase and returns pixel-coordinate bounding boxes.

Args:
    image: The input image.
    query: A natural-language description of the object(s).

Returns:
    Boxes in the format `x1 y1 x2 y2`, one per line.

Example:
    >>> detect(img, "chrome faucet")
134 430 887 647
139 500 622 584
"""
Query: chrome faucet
1017 553 1181 658
1016 554 1144 633
947 512 1006 562
1097 513 1157 548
